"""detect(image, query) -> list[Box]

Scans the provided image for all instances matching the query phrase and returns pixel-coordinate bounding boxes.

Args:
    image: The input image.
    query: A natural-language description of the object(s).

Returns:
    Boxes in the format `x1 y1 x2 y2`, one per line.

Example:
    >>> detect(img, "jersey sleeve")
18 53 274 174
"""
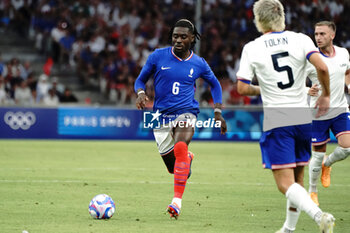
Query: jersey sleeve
301 34 318 60
236 44 253 84
134 51 156 93
200 58 223 104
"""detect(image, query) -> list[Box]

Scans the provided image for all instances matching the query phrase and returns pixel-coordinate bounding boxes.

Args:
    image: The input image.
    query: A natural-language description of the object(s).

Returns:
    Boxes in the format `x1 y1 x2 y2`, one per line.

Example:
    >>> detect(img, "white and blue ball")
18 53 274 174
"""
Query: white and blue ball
89 194 115 219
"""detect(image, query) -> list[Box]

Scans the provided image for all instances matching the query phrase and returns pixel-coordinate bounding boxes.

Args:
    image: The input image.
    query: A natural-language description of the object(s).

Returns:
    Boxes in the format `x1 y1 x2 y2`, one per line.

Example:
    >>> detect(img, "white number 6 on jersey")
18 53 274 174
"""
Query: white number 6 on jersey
172 82 180 95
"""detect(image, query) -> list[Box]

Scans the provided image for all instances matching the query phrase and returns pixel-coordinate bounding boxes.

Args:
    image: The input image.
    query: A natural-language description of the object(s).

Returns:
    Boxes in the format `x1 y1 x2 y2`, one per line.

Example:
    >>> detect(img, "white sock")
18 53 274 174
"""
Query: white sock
172 197 182 209
324 146 350 167
308 151 325 193
285 183 323 225
282 199 300 231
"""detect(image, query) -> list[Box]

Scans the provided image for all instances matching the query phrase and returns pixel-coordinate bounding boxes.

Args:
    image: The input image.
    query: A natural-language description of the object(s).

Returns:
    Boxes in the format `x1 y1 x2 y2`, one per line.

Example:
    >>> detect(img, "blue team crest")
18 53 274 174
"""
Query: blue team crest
143 110 162 129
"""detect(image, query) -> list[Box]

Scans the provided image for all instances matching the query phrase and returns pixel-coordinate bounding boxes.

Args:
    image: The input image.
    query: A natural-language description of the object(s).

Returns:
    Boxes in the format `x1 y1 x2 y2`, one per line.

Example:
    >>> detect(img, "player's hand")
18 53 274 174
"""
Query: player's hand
314 94 330 118
308 84 319 97
136 93 149 110
214 112 227 135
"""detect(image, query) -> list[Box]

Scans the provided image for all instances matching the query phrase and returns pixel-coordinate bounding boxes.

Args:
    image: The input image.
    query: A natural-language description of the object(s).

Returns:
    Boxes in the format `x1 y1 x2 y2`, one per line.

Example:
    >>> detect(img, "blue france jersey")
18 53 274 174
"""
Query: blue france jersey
134 47 222 117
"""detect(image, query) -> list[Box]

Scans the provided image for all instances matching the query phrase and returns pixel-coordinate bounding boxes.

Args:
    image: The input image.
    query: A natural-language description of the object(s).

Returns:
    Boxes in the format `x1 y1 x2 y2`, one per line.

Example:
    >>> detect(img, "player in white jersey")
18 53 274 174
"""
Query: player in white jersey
236 1 334 232
306 21 350 207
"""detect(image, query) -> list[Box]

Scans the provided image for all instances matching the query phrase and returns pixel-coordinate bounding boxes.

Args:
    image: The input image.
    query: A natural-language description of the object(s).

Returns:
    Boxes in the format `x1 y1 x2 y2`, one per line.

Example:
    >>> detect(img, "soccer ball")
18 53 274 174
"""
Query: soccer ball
89 194 116 219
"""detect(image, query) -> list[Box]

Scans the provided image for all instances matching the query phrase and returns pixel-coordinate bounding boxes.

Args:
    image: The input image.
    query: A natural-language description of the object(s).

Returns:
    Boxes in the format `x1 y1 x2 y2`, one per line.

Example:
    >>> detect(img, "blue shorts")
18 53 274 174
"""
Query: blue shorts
260 124 311 170
312 112 350 146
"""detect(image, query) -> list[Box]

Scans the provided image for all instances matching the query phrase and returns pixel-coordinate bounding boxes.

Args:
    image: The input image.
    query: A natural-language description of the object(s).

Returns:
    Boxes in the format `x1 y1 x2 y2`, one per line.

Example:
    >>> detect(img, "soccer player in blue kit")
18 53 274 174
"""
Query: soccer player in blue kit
134 19 227 219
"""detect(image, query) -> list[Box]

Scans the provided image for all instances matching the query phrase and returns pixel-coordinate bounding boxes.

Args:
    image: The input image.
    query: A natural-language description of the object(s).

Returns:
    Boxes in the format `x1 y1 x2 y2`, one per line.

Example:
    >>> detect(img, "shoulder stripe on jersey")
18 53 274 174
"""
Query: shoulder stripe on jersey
237 78 251 84
171 47 194 61
306 51 319 60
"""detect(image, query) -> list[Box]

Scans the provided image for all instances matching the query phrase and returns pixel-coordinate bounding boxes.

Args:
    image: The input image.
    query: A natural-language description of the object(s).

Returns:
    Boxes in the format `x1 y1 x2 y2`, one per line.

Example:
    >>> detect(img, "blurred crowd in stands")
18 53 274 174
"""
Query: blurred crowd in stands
0 0 350 106
0 53 78 105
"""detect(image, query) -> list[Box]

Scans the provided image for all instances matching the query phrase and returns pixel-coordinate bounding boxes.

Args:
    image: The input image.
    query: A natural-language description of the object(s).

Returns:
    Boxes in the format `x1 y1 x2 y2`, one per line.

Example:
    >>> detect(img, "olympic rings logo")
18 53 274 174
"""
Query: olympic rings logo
4 111 36 130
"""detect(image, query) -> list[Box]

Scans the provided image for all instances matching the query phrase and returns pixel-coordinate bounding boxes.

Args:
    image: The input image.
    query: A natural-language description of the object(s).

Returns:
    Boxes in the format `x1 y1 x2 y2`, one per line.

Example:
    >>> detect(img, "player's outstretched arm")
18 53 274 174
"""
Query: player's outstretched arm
214 103 227 135
308 53 330 118
135 88 149 110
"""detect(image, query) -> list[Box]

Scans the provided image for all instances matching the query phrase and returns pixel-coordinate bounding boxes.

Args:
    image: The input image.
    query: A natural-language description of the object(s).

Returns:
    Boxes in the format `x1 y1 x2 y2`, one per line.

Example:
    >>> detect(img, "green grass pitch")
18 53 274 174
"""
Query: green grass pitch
0 140 349 233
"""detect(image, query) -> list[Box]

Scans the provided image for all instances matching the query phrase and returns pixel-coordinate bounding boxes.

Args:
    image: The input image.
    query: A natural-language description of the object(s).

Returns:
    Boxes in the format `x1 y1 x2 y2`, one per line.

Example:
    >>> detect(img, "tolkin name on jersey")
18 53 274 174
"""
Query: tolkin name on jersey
264 37 288 48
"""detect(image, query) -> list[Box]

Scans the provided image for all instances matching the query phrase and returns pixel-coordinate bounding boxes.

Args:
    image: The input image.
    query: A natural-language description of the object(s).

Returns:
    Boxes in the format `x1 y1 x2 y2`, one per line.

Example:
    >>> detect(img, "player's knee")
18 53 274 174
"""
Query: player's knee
276 182 289 195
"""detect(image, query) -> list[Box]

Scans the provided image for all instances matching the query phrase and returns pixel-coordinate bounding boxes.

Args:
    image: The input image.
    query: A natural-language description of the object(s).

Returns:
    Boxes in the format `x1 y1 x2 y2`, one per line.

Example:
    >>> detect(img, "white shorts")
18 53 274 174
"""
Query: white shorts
153 113 196 155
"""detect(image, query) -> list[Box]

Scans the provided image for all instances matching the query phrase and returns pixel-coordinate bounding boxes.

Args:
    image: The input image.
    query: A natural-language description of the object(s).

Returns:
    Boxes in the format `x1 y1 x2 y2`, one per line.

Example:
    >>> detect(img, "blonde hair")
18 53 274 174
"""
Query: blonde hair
253 0 285 33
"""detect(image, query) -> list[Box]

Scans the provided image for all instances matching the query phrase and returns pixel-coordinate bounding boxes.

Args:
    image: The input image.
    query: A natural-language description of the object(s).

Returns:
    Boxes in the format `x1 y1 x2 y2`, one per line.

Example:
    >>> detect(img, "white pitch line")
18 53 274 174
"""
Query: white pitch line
0 179 350 187
0 167 244 172
0 167 152 171
0 179 269 186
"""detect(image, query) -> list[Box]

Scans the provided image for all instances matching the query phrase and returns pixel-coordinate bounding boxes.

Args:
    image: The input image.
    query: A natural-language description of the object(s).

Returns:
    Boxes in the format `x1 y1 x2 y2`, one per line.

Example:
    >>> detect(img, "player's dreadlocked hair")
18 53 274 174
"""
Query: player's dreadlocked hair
169 19 201 49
